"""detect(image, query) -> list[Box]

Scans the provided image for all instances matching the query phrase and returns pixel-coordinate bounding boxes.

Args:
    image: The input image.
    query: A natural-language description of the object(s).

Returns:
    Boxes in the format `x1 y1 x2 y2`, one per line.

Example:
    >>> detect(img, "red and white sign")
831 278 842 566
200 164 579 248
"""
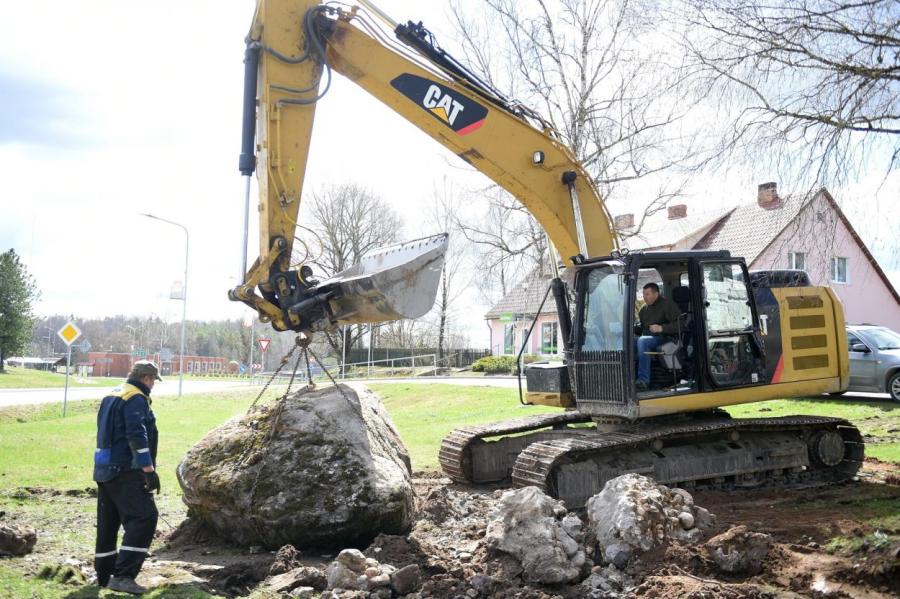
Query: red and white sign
257 338 271 353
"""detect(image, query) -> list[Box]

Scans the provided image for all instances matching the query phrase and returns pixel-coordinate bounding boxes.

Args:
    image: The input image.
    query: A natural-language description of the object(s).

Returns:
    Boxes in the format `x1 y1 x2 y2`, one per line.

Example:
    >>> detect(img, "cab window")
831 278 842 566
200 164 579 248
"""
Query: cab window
702 262 758 387
703 263 752 333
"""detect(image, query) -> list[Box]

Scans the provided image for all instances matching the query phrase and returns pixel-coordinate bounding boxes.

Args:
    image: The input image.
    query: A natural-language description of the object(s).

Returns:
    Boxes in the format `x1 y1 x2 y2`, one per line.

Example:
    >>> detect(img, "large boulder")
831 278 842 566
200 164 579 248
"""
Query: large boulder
485 486 587 584
177 384 414 548
585 474 714 567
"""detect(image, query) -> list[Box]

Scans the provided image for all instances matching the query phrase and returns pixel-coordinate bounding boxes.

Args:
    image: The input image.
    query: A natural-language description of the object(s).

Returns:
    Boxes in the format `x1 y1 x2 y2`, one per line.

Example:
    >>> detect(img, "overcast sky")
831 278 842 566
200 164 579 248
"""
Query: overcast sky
1 1 897 349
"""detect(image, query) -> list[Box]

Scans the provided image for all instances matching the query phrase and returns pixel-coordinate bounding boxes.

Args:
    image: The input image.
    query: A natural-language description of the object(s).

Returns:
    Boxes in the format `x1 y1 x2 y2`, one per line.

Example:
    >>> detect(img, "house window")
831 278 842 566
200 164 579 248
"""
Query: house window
541 322 558 354
503 324 514 355
788 252 806 270
831 257 848 283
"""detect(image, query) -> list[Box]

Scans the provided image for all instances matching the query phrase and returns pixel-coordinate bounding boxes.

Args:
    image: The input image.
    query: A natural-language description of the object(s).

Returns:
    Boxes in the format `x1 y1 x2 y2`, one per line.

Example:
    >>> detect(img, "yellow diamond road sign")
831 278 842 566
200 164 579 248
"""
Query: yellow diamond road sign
57 322 82 346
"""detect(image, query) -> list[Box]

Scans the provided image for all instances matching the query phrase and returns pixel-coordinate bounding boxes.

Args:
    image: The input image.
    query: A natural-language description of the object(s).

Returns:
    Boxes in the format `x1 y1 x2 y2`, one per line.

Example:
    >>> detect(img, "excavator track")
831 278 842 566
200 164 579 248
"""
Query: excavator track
439 411 593 483
511 415 864 508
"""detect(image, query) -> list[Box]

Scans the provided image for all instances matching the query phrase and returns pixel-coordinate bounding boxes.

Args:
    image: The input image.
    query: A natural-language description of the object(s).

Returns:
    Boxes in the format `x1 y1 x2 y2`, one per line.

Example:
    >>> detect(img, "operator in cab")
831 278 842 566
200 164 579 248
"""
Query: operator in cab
634 283 681 390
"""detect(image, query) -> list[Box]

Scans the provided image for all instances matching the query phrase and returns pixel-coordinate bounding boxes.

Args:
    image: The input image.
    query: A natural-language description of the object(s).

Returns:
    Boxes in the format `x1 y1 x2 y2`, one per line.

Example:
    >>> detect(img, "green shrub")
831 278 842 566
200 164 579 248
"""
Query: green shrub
472 355 540 375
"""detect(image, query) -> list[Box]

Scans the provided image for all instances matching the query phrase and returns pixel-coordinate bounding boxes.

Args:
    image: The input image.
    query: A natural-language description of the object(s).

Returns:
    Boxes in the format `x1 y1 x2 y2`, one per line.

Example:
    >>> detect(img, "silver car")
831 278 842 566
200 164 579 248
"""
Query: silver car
844 325 900 402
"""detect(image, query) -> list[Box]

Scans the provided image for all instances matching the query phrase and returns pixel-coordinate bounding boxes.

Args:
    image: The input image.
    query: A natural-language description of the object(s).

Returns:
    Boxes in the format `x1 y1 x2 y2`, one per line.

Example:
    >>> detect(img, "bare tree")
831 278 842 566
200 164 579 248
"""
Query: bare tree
377 318 432 350
449 0 704 299
677 0 900 187
424 181 471 360
456 185 548 303
298 183 404 361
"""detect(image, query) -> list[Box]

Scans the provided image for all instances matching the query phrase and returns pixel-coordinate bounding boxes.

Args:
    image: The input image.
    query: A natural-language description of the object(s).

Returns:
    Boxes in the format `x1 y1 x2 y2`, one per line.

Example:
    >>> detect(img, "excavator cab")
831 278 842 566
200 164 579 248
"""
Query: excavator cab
566 250 767 420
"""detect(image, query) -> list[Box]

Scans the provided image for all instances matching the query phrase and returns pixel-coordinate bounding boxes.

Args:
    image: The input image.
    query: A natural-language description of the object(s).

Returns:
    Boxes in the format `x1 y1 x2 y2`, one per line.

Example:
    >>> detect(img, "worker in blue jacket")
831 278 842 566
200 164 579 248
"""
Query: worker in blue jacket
92 360 161 595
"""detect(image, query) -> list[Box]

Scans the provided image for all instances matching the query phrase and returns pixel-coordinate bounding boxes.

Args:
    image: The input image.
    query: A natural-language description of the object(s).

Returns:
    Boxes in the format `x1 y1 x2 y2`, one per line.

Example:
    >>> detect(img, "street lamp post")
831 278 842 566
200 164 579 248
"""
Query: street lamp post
141 213 189 398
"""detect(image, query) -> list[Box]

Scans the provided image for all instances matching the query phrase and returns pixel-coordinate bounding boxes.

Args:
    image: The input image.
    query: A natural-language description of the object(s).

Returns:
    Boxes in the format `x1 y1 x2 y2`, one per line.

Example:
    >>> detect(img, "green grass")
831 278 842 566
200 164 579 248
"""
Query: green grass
0 567 226 598
0 389 257 493
0 368 107 388
369 383 557 469
1 386 895 493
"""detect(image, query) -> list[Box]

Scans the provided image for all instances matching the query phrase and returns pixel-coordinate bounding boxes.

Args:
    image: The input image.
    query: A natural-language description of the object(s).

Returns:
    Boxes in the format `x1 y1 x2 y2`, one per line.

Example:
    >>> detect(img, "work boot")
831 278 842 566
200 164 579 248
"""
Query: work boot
107 576 147 595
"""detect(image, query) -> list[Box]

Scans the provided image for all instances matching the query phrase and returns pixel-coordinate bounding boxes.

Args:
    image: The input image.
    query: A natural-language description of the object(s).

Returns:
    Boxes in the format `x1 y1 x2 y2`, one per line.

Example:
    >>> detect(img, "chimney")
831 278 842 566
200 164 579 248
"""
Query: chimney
667 204 687 220
757 182 781 208
614 213 634 229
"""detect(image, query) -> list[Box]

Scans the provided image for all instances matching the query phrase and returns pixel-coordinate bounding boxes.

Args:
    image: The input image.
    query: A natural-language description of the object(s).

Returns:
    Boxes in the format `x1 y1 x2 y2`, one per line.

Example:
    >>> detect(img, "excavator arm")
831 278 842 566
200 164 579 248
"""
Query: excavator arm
230 0 618 332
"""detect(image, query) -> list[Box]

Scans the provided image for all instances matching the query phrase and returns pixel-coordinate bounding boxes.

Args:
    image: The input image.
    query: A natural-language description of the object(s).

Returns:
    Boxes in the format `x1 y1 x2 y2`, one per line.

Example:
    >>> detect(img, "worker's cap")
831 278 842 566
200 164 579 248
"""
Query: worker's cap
130 360 162 381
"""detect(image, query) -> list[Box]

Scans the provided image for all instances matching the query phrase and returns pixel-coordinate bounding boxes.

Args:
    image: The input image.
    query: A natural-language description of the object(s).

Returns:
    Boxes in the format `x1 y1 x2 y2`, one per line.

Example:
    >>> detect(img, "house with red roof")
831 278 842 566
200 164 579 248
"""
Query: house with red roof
485 182 900 355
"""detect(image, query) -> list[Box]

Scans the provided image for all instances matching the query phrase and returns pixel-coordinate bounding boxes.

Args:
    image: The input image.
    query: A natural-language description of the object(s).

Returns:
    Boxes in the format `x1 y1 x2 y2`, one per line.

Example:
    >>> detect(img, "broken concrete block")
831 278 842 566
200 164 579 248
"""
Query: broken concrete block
485 486 586 584
705 525 772 574
585 474 714 567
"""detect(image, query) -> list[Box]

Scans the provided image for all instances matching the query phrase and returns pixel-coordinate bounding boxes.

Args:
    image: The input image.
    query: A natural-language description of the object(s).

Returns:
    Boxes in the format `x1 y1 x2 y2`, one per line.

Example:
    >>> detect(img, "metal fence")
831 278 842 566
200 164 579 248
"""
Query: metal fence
346 347 490 368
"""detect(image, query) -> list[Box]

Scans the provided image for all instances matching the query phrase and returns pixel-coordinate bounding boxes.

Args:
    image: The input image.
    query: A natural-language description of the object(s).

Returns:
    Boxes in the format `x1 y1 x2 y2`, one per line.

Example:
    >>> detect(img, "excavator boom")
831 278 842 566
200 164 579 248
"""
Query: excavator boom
231 0 616 332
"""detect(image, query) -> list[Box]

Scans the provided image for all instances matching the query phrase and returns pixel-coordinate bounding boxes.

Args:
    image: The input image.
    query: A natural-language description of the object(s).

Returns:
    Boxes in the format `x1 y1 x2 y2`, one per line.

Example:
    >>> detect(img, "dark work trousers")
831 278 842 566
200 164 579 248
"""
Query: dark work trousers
94 470 158 585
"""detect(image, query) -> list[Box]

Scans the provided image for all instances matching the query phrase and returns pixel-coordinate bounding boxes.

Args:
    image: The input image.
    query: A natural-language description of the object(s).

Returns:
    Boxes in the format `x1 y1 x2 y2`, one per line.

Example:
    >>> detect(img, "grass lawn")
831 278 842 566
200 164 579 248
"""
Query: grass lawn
0 389 260 493
1 384 896 492
369 383 558 469
0 368 107 389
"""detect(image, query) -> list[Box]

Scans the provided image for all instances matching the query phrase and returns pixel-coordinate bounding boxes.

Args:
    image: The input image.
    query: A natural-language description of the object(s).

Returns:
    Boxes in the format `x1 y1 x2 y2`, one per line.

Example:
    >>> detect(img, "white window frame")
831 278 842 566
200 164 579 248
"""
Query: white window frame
831 256 849 284
788 251 806 271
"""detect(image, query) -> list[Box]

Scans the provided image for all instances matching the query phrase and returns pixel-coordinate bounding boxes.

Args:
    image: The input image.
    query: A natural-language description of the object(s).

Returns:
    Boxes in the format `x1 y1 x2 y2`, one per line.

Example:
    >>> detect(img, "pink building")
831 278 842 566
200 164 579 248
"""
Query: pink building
485 183 900 351
692 185 900 331
484 270 562 356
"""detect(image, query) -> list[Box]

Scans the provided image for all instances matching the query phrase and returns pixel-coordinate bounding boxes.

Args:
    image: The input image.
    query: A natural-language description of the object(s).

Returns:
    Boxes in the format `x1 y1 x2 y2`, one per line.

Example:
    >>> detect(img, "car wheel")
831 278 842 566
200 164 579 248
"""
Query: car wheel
889 372 900 403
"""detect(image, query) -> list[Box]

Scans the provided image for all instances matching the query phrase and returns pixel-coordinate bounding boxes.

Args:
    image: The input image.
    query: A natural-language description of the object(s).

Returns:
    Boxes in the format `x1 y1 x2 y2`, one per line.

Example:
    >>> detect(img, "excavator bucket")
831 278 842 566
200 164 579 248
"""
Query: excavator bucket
322 233 448 326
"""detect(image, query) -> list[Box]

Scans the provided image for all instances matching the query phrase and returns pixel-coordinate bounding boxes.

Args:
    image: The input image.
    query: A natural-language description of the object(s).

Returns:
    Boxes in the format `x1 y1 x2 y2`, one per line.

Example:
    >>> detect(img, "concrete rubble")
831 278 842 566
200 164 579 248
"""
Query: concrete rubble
705 525 773 574
580 564 635 599
323 548 421 596
484 486 587 584
177 384 414 549
585 473 715 568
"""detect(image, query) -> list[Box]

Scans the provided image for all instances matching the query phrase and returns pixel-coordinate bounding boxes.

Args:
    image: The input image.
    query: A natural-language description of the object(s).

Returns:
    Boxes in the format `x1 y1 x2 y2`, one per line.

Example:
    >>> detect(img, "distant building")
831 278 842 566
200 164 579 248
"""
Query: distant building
85 352 230 378
5 356 66 371
485 183 900 355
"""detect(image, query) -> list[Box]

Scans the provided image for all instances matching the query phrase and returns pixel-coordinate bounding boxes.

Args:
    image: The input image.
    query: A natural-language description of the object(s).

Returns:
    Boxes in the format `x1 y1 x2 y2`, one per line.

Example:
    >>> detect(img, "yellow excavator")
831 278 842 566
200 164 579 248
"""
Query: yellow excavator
230 0 863 507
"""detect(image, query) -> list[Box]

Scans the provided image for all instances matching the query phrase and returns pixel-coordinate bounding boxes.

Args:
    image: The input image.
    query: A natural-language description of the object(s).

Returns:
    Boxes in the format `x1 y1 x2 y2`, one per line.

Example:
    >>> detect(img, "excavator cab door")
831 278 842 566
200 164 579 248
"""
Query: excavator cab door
570 260 640 420
697 260 766 388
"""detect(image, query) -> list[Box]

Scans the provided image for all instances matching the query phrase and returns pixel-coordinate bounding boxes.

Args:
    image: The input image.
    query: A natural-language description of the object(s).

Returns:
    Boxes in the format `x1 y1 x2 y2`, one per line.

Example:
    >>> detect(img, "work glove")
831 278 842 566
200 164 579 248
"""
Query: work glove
143 471 161 495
